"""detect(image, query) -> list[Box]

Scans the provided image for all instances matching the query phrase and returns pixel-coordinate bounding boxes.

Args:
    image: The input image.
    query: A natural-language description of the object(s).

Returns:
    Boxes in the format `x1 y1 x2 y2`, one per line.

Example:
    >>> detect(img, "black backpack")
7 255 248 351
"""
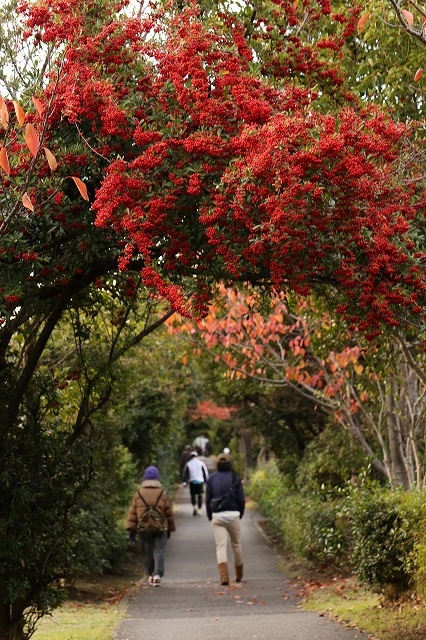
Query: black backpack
137 490 165 535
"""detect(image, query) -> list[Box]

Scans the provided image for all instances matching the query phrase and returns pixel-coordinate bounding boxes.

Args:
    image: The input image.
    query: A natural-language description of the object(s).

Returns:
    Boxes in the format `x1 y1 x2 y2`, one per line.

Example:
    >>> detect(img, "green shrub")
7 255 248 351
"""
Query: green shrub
296 424 368 498
408 500 426 600
250 462 426 597
345 485 424 597
249 463 290 533
415 542 426 599
64 444 137 578
288 498 347 564
249 462 348 567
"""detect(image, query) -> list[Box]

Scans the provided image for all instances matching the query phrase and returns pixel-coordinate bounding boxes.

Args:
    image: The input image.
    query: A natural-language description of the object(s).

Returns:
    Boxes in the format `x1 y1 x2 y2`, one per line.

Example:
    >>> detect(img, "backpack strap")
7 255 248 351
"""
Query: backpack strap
138 489 163 509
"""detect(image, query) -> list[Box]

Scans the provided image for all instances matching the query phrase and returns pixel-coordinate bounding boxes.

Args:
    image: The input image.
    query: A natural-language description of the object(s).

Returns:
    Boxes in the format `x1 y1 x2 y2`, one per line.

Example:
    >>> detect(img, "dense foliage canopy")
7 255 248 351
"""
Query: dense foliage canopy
0 0 424 637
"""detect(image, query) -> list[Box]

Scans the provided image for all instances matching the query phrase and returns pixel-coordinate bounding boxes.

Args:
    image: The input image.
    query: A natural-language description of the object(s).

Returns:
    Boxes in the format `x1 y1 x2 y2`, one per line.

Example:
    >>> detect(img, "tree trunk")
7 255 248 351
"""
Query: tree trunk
386 392 410 488
0 597 24 640
0 597 27 640
0 598 10 640
239 427 253 480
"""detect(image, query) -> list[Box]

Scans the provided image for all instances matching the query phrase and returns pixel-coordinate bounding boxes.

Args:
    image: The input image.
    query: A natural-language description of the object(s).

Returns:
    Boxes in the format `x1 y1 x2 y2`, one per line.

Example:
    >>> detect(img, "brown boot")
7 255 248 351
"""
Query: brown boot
218 562 229 585
235 564 243 582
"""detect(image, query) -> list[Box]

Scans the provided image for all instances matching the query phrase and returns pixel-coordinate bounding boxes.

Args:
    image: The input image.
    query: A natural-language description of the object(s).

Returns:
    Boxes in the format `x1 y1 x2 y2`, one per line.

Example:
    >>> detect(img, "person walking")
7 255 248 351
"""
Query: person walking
182 451 209 516
126 465 176 587
205 452 245 586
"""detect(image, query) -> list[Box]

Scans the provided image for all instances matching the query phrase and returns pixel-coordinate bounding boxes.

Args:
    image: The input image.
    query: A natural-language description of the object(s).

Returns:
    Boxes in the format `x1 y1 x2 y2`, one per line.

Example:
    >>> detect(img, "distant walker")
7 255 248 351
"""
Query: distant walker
182 451 209 516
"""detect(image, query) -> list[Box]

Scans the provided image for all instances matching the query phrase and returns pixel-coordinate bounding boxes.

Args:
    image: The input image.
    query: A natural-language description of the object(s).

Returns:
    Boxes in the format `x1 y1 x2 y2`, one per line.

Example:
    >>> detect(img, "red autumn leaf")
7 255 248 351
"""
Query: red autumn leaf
32 96 45 117
13 101 25 126
70 176 89 201
0 147 10 175
25 124 39 157
414 68 423 82
357 13 370 34
43 147 58 171
0 100 9 130
401 9 414 26
22 192 34 212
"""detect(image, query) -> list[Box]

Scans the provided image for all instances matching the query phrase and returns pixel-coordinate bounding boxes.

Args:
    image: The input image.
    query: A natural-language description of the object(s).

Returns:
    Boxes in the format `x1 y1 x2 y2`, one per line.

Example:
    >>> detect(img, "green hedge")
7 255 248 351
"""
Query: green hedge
249 462 426 598
249 463 348 566
343 483 424 597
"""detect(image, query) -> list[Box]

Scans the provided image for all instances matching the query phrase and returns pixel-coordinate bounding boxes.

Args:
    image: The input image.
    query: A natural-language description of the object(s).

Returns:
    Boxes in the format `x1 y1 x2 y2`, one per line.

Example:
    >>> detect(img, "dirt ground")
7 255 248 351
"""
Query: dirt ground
67 546 145 606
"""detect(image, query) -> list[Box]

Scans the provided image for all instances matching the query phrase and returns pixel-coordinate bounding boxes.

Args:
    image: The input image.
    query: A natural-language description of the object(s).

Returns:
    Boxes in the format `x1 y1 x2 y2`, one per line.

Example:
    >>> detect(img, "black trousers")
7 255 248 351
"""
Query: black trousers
189 482 204 508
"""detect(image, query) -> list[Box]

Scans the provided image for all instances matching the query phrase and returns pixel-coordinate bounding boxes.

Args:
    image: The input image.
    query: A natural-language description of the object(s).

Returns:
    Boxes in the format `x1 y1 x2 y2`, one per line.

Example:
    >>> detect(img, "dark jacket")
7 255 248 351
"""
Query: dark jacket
205 470 245 521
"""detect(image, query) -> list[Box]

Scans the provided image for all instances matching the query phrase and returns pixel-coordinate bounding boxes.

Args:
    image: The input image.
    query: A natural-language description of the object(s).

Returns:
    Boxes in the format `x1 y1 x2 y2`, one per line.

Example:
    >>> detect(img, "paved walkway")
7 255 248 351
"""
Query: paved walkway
114 485 367 640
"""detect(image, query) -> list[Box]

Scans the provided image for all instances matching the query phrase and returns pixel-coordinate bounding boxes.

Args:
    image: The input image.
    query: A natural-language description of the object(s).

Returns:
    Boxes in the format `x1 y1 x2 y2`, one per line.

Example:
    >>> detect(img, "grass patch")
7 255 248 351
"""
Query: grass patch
302 577 426 640
32 549 143 640
32 602 123 640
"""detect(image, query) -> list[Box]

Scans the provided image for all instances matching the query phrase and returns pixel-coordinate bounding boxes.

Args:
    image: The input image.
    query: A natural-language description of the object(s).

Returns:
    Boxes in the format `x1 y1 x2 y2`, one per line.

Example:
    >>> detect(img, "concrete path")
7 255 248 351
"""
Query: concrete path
114 485 367 640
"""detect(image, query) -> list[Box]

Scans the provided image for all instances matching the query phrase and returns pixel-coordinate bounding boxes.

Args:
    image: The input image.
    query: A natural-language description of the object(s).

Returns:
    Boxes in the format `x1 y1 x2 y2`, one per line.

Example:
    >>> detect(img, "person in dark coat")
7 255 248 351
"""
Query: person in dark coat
126 465 176 587
205 452 245 585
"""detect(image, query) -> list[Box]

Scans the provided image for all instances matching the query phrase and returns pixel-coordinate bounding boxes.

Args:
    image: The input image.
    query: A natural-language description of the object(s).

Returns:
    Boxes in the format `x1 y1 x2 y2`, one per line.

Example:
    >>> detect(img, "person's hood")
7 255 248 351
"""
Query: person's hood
141 479 162 488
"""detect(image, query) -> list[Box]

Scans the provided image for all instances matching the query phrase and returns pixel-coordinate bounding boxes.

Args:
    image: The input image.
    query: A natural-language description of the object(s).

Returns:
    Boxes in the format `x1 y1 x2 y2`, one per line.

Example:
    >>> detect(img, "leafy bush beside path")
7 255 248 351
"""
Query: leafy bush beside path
249 462 426 598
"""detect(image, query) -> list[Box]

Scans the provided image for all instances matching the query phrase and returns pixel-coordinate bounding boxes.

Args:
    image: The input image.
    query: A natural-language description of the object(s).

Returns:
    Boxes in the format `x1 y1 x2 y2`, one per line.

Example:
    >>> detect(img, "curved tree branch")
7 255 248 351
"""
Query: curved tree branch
389 0 426 45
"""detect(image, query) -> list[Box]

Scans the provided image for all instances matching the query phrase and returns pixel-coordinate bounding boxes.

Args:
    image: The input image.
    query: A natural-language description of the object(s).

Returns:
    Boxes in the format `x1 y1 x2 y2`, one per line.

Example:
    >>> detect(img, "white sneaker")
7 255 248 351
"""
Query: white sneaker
152 575 161 587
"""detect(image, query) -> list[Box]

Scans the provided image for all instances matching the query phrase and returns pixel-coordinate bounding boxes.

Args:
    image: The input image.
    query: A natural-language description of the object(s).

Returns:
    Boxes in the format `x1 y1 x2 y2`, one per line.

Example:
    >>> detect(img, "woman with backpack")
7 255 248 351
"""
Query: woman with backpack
205 452 245 586
126 465 176 587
